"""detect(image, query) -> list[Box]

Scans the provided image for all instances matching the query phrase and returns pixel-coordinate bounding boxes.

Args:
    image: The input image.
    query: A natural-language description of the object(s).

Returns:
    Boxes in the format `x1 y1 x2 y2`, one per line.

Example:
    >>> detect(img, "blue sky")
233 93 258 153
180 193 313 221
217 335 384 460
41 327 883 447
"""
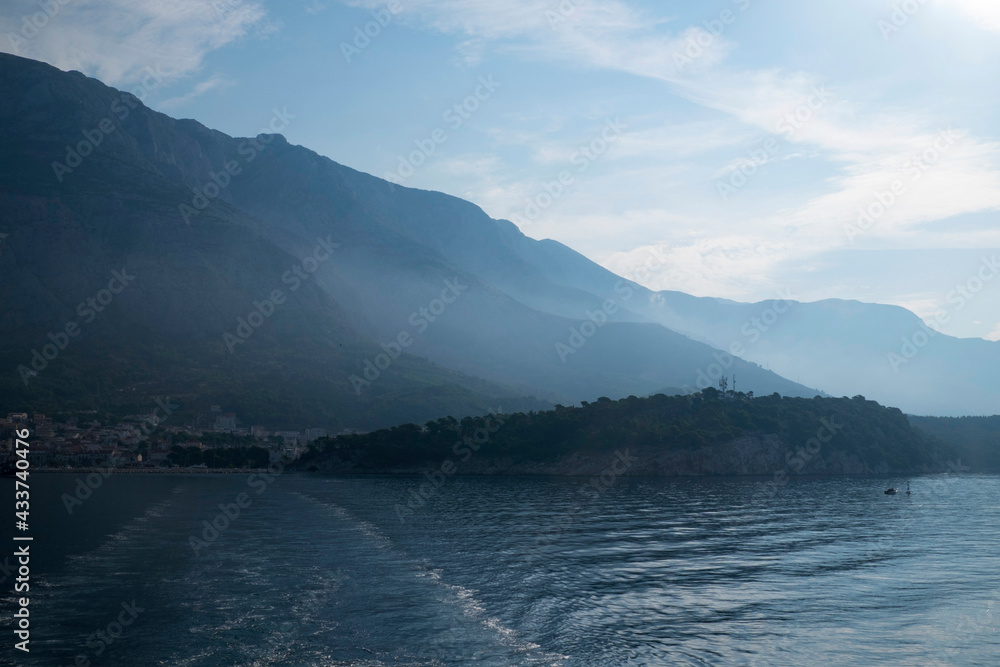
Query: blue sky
4 0 1000 339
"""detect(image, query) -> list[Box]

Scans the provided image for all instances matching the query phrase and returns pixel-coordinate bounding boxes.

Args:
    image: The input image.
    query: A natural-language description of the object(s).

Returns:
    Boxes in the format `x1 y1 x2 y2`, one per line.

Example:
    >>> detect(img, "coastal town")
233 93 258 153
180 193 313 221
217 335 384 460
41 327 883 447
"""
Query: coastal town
0 405 345 470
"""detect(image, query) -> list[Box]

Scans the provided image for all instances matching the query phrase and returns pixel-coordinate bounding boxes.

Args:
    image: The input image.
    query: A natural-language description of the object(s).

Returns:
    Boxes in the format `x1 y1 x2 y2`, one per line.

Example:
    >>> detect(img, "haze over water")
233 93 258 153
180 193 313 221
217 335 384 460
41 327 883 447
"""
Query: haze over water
3 472 997 666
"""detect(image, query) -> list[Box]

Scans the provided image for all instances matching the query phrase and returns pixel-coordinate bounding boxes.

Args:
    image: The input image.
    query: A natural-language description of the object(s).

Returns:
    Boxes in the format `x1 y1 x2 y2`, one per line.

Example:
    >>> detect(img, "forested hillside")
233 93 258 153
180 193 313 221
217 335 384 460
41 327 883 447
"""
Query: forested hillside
910 415 1000 471
301 391 954 475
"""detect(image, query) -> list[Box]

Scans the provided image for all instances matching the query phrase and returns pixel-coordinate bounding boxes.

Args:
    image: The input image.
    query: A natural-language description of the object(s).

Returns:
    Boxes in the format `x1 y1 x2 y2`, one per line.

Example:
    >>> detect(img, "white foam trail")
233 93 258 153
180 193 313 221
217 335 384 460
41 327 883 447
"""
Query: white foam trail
66 492 178 562
296 491 568 665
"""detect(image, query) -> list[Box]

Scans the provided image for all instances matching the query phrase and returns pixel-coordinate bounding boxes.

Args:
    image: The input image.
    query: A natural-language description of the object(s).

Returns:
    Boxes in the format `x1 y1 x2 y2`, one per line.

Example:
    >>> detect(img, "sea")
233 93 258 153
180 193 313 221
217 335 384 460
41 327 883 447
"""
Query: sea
1 471 997 666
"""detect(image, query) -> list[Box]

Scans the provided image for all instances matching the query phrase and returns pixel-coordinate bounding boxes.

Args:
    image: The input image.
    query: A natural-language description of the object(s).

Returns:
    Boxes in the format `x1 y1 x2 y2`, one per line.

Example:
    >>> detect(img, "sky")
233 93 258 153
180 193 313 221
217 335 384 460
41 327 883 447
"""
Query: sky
3 0 1000 340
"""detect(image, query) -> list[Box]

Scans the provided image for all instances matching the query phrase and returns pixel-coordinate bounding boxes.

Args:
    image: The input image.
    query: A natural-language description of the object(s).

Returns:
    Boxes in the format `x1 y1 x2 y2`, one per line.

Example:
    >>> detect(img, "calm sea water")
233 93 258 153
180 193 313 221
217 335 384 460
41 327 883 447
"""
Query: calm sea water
1 471 997 666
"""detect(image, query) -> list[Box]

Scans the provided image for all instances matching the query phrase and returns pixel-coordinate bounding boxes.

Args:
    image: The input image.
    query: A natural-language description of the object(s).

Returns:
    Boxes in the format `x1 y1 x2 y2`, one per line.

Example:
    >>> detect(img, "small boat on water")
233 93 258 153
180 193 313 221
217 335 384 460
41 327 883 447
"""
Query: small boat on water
884 487 898 495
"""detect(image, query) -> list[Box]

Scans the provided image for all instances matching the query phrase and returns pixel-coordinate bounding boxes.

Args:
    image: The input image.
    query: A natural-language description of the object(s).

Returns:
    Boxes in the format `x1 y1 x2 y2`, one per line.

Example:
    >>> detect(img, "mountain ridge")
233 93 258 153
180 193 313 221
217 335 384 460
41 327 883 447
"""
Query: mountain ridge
0 53 816 429
2 52 996 425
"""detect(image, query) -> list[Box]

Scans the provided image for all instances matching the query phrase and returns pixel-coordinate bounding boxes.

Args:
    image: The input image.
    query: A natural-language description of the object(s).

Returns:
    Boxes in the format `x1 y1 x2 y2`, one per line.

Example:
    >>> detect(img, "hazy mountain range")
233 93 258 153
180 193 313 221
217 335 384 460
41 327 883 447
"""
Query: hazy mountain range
1 53 996 429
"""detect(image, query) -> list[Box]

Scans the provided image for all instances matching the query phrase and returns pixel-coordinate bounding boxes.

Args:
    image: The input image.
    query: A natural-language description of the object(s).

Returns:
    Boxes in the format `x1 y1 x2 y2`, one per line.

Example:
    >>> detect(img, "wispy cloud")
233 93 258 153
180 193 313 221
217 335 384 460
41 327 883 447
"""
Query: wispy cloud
337 0 1000 307
342 0 726 81
304 1 327 15
0 0 271 87
602 236 794 300
158 74 234 110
